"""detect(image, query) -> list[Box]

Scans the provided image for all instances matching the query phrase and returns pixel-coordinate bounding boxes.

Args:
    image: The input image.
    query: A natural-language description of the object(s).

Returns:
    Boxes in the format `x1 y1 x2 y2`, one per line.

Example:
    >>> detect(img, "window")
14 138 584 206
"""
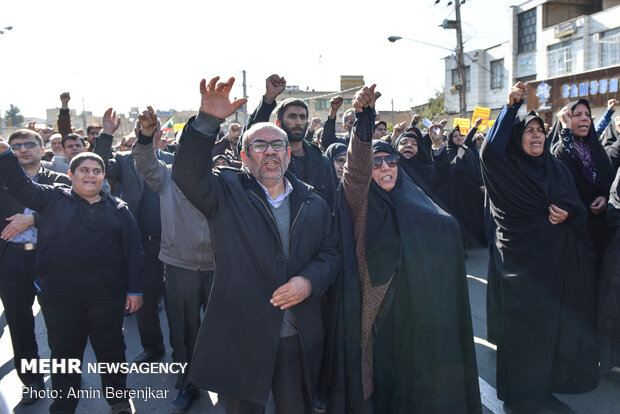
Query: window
547 40 573 77
314 99 327 110
518 9 537 54
600 28 620 68
490 59 504 89
451 66 470 92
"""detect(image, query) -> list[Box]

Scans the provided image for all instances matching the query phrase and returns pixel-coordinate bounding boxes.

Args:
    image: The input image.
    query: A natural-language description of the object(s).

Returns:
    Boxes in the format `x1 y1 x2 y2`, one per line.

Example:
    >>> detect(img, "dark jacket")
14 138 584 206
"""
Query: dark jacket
93 133 174 219
0 164 70 256
0 151 144 299
171 119 340 405
244 98 337 207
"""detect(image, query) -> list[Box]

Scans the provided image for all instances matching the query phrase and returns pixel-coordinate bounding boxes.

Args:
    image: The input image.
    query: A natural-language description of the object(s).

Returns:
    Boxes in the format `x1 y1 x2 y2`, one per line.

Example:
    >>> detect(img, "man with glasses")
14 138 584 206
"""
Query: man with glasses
172 76 339 414
243 74 337 208
0 129 71 406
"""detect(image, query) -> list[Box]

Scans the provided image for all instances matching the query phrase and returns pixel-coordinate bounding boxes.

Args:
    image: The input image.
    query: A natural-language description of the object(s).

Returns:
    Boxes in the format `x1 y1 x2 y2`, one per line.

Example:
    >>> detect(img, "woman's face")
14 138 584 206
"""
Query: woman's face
571 103 592 138
333 154 346 180
371 151 398 192
521 119 545 157
397 137 418 159
452 131 465 146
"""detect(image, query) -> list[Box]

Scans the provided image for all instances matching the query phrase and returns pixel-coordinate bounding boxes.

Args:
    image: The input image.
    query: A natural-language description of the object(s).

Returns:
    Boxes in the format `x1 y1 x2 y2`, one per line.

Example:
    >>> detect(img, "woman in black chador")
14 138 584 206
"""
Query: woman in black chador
481 83 598 414
598 168 620 378
550 99 615 271
440 126 486 247
328 84 481 414
391 126 450 208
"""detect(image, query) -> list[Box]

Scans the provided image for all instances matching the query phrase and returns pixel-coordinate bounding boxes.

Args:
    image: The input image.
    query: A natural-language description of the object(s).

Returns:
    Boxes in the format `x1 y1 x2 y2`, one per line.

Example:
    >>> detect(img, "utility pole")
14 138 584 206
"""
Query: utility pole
82 97 87 131
440 0 468 118
454 0 467 118
242 70 248 125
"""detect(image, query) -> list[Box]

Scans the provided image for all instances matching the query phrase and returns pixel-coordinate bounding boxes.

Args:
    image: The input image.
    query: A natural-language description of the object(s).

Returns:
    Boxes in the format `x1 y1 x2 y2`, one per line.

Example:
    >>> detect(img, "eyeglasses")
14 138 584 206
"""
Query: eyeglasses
11 142 39 150
373 154 398 170
248 139 288 153
334 156 346 166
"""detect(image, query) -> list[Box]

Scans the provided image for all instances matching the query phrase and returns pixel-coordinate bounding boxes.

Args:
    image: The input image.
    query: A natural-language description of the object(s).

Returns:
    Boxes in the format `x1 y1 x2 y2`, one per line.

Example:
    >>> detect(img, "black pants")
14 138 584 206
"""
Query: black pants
0 247 44 386
39 297 128 414
221 335 310 414
136 239 165 355
163 263 213 390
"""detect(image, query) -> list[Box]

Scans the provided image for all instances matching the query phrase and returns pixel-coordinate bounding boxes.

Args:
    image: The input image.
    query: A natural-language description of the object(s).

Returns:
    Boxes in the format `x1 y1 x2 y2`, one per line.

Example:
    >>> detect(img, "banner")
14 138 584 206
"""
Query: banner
453 118 471 135
173 123 186 133
471 106 491 131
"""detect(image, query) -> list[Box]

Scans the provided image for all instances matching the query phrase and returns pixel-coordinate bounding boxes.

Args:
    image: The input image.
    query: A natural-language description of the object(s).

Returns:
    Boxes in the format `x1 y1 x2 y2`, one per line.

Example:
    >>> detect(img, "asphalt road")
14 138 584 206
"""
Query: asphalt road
2 246 619 413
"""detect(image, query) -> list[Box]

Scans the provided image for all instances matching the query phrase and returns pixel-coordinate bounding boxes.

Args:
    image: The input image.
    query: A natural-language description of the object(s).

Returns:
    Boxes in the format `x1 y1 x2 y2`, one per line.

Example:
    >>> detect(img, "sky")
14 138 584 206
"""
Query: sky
0 0 518 120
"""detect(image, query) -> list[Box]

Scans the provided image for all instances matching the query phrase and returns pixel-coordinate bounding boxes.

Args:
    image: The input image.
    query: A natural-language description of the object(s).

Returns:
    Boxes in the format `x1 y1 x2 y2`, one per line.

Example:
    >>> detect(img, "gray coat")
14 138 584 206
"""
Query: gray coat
93 133 173 219
132 138 214 271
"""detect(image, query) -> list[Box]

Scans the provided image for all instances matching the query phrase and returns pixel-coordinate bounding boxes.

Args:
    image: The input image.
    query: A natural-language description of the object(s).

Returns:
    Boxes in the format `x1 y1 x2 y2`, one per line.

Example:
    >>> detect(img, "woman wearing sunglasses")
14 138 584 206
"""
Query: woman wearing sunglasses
329 84 481 413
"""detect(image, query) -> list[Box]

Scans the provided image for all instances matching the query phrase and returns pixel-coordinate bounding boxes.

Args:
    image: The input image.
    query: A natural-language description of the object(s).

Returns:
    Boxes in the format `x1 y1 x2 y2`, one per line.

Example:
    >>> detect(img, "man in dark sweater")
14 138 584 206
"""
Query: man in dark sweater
0 129 71 406
0 140 144 414
244 74 337 208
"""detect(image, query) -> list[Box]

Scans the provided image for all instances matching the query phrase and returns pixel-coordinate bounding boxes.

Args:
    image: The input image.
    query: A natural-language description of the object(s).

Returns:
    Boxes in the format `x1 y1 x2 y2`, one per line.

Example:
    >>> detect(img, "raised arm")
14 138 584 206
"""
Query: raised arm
596 99 617 138
482 82 525 157
464 118 482 148
93 107 122 180
132 108 168 194
321 96 344 150
0 139 55 213
171 76 246 219
243 74 285 133
342 84 380 217
57 92 73 137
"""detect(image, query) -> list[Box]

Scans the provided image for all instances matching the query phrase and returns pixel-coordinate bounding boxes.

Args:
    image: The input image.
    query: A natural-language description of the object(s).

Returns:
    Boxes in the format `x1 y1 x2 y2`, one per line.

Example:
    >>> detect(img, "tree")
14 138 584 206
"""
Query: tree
419 89 445 121
4 104 24 127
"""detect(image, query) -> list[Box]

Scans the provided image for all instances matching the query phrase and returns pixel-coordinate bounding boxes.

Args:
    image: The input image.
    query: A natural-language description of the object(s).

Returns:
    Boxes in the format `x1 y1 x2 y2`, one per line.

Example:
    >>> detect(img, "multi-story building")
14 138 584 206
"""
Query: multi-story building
445 0 620 126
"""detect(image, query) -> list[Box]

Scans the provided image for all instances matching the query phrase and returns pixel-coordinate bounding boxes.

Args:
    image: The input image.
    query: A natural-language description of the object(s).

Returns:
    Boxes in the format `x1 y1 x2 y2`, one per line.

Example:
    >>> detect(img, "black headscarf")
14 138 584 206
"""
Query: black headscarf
364 140 401 286
325 142 347 161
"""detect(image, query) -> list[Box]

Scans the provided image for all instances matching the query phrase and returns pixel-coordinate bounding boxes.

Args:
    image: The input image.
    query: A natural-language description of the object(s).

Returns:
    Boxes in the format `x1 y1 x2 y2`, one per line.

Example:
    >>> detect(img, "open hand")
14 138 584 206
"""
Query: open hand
200 76 247 119
270 276 311 310
1 214 34 240
102 108 122 135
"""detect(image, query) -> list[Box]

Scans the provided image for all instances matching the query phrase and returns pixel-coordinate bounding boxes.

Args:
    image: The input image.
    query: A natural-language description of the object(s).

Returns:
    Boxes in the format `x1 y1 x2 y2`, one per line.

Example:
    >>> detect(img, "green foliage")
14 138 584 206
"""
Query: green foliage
419 89 445 121
4 104 24 127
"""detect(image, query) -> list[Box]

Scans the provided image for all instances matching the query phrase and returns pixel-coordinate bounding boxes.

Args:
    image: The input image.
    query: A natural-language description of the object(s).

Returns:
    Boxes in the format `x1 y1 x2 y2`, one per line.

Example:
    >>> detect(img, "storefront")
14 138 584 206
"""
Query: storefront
527 65 620 125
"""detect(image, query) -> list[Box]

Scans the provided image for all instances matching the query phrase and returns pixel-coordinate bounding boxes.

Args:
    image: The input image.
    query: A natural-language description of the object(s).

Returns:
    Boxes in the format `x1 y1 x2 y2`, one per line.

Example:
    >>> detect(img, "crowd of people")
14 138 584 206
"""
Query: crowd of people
0 74 618 414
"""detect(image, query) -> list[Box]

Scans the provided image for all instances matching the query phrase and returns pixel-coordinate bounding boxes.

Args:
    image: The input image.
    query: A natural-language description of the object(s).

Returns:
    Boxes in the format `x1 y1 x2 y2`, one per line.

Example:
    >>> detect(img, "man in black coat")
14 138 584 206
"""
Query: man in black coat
0 141 144 414
0 129 71 405
244 74 337 208
93 112 174 363
172 76 339 414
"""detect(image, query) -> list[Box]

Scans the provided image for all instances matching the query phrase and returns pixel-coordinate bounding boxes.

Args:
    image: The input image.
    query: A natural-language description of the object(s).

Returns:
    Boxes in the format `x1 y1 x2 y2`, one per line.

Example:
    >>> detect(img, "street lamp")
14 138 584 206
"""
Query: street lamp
387 35 453 52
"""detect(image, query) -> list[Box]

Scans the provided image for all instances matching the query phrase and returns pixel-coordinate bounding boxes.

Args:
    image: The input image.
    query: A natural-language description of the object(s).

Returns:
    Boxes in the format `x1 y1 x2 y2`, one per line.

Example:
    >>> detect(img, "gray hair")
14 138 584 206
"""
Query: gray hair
342 108 355 125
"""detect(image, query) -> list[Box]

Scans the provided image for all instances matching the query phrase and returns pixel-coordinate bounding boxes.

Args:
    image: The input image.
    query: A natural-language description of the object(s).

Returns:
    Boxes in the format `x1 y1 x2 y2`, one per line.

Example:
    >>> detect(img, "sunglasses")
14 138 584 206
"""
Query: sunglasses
11 142 39 150
249 139 288 153
373 154 398 170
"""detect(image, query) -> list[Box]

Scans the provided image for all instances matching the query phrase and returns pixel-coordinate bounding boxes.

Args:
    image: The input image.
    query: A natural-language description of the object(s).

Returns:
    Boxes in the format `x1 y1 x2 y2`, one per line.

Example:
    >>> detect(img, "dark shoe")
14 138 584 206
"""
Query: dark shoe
543 394 575 414
110 399 134 414
21 379 45 405
133 349 165 363
173 390 197 414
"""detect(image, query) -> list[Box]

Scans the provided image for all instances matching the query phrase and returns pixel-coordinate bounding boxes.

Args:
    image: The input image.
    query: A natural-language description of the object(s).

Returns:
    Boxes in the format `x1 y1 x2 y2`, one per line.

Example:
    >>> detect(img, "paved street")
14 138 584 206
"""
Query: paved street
2 246 619 413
